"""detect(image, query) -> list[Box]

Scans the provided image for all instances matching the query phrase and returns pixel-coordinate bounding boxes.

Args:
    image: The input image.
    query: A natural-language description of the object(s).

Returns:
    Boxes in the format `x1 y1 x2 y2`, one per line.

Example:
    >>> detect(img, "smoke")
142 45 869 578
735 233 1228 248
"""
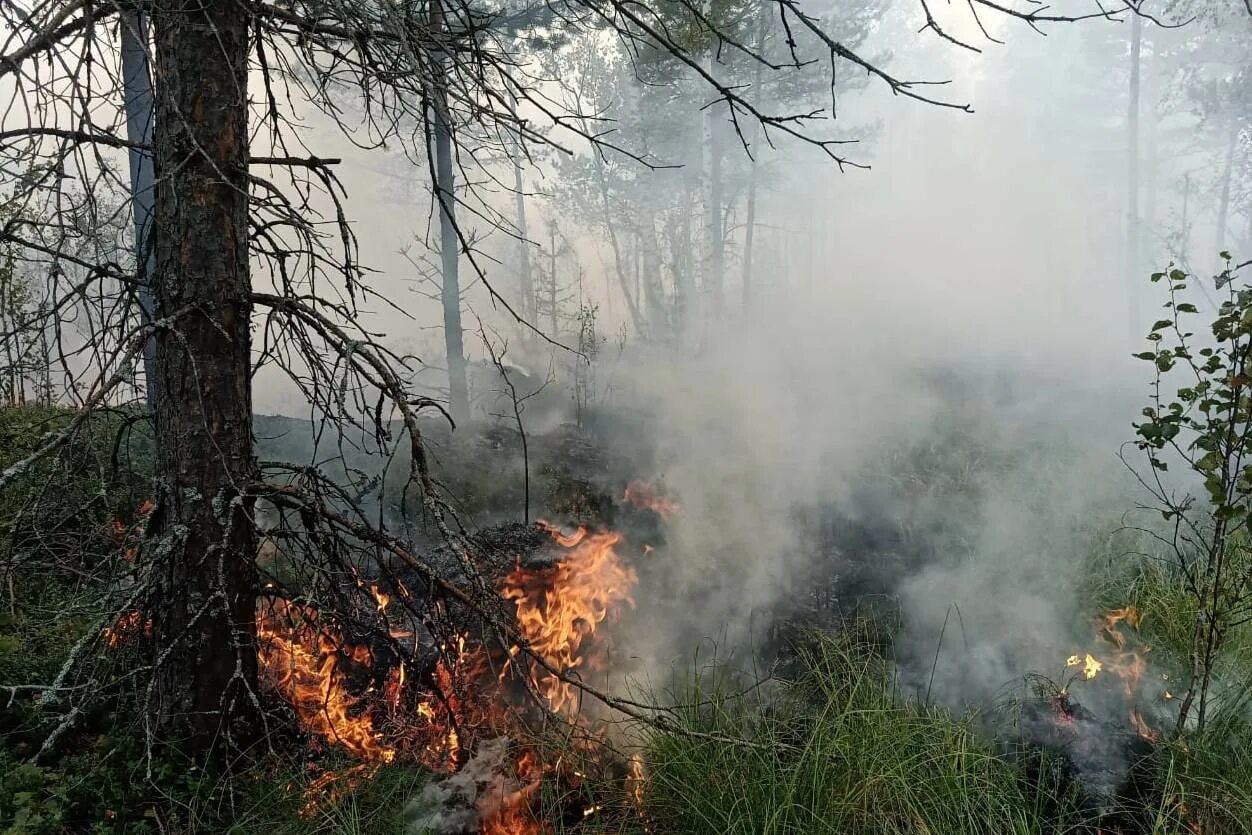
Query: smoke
605 309 1141 672
249 1 1227 803
403 736 516 833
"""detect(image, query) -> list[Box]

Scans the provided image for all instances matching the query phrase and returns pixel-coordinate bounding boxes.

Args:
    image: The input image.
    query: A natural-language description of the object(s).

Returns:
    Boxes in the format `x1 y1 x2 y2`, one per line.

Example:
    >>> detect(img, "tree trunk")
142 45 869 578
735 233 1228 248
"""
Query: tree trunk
0 278 13 406
36 302 51 406
431 1 468 424
1215 117 1238 257
509 98 534 326
741 0 768 313
592 155 646 335
707 112 724 317
1144 94 1158 270
120 10 158 412
1125 12 1141 339
149 0 258 753
672 182 695 338
548 223 558 336
742 164 759 311
640 210 666 335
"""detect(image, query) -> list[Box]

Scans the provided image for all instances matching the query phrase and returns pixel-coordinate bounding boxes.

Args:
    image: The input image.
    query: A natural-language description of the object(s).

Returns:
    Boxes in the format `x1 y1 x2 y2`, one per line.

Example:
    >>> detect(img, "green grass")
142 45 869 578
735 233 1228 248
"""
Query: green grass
1146 685 1252 835
635 634 1083 835
228 758 428 835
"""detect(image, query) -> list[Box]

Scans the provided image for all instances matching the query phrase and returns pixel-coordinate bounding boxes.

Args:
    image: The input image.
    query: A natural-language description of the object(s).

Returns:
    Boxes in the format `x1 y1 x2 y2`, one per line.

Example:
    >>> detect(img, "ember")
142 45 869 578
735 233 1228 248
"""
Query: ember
102 610 151 648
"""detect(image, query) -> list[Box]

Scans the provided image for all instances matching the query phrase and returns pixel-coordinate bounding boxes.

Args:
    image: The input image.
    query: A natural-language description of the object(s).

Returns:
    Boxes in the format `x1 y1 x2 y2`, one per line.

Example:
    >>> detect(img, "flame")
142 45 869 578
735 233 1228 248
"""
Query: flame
257 599 395 763
1108 649 1149 696
1129 709 1161 743
260 514 647 833
627 752 655 832
480 749 547 835
1065 606 1150 694
1067 653 1103 680
109 499 154 562
1060 605 1164 755
622 481 681 519
481 800 544 835
1098 607 1142 648
501 522 637 714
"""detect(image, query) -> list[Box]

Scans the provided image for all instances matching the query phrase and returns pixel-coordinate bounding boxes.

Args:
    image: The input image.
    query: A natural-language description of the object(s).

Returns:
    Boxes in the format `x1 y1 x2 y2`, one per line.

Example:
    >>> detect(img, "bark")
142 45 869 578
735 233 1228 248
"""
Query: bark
742 164 758 310
149 0 258 752
431 1 468 424
0 276 14 405
640 210 666 334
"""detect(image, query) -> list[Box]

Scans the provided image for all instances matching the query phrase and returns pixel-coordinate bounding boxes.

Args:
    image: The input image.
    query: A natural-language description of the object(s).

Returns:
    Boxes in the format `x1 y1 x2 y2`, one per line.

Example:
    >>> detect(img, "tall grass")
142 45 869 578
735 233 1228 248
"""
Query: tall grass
637 634 1083 835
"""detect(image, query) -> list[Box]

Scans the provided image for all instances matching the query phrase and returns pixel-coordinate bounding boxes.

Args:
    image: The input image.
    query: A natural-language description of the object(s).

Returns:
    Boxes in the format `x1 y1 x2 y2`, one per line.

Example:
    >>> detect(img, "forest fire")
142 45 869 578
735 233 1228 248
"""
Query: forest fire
256 517 644 831
1064 606 1151 696
1058 605 1163 743
107 498 155 561
1129 709 1160 743
1067 652 1103 680
257 599 396 763
622 480 681 519
500 522 637 714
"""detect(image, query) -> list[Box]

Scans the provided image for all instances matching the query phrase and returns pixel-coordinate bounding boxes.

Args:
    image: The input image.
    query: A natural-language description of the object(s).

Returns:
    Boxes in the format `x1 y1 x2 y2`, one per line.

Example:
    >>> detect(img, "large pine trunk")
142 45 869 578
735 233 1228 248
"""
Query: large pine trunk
148 0 258 752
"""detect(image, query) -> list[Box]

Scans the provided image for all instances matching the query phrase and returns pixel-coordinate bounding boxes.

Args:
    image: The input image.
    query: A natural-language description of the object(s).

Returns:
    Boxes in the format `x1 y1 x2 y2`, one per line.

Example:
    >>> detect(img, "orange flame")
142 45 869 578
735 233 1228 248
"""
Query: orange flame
109 499 154 562
299 763 375 818
622 481 681 519
1065 606 1149 693
1098 606 1142 649
1129 709 1161 743
257 600 395 763
627 753 654 832
501 523 637 714
261 515 644 833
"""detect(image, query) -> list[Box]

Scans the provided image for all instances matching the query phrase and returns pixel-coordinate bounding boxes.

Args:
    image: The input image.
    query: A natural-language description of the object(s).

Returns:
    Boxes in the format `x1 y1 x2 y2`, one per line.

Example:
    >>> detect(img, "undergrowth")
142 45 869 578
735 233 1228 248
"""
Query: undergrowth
636 633 1083 835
